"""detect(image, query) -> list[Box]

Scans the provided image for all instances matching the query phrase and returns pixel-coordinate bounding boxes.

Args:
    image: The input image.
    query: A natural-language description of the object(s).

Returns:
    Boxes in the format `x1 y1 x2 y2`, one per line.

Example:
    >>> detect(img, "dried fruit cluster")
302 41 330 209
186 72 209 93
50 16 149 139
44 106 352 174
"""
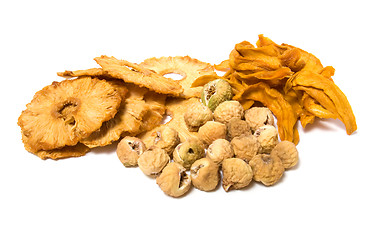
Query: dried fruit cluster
117 80 299 197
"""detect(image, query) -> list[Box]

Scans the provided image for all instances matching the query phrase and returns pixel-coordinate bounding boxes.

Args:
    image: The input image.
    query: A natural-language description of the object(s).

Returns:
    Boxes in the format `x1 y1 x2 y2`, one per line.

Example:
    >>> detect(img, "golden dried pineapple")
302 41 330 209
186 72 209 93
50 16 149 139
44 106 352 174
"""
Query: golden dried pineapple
18 77 122 152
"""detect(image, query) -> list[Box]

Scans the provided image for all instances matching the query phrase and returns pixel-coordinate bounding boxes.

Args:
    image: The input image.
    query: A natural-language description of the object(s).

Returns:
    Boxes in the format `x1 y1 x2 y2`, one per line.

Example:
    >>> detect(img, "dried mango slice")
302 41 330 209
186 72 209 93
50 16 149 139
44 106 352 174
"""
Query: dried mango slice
140 56 215 98
94 55 183 96
286 70 357 135
234 82 299 144
18 77 121 151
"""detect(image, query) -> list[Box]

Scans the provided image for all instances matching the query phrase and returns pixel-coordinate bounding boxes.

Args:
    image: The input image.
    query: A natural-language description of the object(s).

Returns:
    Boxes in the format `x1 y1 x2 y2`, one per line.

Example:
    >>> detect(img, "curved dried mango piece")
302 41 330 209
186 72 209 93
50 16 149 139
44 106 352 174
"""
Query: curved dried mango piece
191 74 221 88
215 59 230 72
287 70 357 135
234 67 293 86
302 93 338 119
234 82 299 144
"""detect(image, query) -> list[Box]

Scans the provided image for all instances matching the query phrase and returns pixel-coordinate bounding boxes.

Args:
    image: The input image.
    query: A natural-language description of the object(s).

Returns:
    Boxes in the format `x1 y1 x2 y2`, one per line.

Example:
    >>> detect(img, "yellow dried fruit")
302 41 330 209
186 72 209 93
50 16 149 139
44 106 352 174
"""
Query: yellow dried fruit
213 100 244 124
18 77 121 152
198 121 227 146
206 139 234 165
226 118 252 140
249 154 284 186
254 125 279 154
116 136 146 167
270 141 298 169
184 99 213 132
222 158 253 191
138 147 170 176
140 56 216 98
143 126 180 155
190 158 219 192
173 138 205 170
244 107 275 132
156 162 191 197
230 135 260 162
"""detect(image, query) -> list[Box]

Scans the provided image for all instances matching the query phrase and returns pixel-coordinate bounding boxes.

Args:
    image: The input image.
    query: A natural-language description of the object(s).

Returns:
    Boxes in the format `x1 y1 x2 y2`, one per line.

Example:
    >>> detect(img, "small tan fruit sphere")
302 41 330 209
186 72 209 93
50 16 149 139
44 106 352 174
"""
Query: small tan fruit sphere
249 154 284 186
190 158 219 192
226 118 252 140
222 158 253 191
254 125 279 154
173 138 205 170
244 107 275 132
184 100 213 132
116 136 146 167
213 100 244 124
270 141 299 169
138 147 170 176
151 127 180 155
206 139 234 165
156 162 191 198
230 135 260 162
198 121 227 146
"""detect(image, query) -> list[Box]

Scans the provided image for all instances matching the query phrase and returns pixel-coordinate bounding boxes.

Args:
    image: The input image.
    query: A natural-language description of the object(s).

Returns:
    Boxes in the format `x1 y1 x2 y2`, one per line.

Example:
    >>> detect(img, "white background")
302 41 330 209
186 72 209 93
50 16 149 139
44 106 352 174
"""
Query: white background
1 0 367 239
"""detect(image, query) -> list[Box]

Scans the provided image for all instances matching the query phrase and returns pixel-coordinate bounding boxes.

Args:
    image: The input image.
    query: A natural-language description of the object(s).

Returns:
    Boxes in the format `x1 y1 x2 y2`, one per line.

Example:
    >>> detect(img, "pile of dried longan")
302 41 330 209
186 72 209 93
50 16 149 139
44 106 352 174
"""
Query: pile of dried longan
116 80 298 197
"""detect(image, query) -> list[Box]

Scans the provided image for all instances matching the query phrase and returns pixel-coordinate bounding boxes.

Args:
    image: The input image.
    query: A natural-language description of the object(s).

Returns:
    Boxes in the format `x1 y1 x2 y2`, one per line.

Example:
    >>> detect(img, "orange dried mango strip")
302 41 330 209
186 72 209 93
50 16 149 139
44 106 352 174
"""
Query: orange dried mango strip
234 82 299 144
287 70 357 135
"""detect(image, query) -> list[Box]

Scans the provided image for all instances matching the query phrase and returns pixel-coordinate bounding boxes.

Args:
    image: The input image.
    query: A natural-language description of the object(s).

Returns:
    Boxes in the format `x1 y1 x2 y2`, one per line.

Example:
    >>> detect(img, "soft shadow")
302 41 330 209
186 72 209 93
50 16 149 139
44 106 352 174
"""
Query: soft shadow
302 118 345 133
90 141 118 155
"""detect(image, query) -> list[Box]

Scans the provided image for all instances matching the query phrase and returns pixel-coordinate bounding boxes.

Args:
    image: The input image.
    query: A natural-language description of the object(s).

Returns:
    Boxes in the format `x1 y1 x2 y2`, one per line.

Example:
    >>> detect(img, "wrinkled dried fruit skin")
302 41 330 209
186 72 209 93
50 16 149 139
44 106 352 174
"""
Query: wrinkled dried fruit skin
156 162 191 197
249 154 284 186
206 139 234 165
222 158 253 191
184 100 213 132
152 127 180 155
230 135 260 162
116 136 146 167
213 100 244 124
190 158 219 191
201 79 233 111
173 138 205 170
198 121 227 146
138 147 170 176
226 118 252 140
244 107 275 132
254 125 279 154
271 141 298 169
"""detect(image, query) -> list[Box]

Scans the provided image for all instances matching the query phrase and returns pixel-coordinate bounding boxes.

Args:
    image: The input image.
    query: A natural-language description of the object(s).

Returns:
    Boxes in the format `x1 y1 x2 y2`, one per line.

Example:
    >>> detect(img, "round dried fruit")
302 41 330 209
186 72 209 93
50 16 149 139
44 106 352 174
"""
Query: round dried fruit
151 127 180 155
190 158 219 192
116 136 146 167
254 125 279 154
213 100 244 124
249 154 284 186
244 107 275 132
173 138 205 170
222 158 253 191
206 139 234 165
198 121 227 146
230 135 260 162
226 118 252 140
18 77 121 152
156 162 191 197
201 79 233 111
184 100 213 132
270 141 298 169
140 56 216 98
138 147 170 176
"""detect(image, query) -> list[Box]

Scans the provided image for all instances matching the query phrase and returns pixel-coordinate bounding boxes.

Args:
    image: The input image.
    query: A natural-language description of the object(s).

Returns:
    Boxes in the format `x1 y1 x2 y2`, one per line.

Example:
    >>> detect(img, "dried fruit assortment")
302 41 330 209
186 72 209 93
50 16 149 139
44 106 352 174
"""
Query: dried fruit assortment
18 36 357 197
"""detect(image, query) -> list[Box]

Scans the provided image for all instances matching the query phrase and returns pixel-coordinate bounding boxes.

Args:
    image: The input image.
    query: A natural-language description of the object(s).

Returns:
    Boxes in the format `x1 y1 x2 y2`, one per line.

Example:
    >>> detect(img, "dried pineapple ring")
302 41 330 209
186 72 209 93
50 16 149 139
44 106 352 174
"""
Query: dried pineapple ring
140 56 216 98
18 77 121 151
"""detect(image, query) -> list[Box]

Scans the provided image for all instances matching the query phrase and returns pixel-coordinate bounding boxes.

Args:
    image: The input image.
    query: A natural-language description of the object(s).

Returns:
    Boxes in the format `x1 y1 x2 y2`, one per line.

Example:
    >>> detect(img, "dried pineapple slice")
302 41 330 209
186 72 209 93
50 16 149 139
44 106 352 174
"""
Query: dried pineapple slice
140 56 216 98
18 77 121 152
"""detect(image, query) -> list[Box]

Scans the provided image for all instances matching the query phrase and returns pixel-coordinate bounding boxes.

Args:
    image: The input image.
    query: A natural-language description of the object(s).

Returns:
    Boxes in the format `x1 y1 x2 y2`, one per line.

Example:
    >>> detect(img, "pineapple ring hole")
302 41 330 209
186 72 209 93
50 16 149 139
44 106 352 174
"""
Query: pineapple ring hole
54 97 81 125
161 69 186 81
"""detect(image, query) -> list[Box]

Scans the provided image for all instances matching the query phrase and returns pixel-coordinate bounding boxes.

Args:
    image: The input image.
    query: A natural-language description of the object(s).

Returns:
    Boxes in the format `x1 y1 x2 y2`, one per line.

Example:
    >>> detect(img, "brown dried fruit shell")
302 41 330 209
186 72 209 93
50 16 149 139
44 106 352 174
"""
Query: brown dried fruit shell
140 56 215 98
94 55 183 96
18 77 121 152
